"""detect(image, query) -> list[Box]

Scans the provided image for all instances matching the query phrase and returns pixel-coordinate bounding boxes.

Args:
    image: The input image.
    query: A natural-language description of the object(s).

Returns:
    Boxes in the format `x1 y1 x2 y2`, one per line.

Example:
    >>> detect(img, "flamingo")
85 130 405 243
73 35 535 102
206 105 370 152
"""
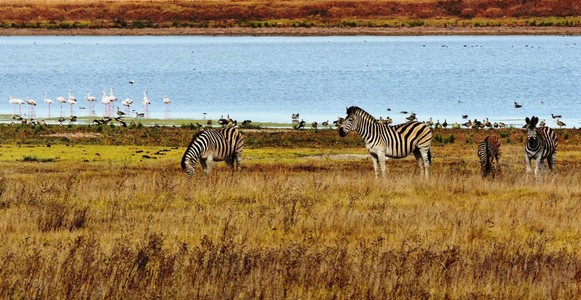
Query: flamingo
44 92 54 118
8 96 25 115
67 90 77 116
142 90 151 118
86 90 97 116
108 87 117 103
26 98 37 118
108 87 118 116
56 96 66 117
122 98 133 114
101 90 112 117
163 95 171 119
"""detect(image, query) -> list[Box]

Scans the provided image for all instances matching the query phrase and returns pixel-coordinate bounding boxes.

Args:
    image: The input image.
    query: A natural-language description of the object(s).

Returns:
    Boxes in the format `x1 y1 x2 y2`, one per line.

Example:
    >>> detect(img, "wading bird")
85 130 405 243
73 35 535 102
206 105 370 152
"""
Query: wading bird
44 92 54 118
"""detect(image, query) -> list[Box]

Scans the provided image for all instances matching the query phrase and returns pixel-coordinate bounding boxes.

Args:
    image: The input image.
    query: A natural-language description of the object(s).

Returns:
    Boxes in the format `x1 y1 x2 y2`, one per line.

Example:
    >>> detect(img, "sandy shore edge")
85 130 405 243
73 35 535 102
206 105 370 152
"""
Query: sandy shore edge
2 26 581 36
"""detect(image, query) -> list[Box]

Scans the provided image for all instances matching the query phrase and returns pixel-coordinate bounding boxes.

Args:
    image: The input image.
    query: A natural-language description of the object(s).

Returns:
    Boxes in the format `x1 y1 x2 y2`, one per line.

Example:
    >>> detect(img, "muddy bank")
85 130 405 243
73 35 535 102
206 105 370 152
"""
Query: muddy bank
2 26 581 36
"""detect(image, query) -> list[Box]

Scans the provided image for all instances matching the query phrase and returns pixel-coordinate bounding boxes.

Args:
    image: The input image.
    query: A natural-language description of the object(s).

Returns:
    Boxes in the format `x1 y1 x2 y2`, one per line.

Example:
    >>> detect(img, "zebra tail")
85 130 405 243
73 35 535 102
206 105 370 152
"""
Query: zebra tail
428 148 432 163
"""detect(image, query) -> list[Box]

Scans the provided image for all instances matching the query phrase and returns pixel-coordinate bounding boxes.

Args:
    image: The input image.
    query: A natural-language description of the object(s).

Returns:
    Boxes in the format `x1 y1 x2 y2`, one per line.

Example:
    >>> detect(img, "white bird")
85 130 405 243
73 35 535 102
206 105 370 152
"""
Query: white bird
142 90 151 118
101 90 112 117
108 87 117 103
86 90 97 102
44 92 54 118
142 90 151 106
56 96 66 117
67 90 77 116
86 90 97 116
162 95 171 119
68 89 77 102
122 98 133 114
8 96 25 115
26 98 37 118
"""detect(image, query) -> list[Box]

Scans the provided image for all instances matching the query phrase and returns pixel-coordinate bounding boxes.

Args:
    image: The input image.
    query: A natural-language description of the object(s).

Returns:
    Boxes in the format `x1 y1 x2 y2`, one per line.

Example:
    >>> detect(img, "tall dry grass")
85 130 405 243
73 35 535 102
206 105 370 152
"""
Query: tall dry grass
0 128 580 298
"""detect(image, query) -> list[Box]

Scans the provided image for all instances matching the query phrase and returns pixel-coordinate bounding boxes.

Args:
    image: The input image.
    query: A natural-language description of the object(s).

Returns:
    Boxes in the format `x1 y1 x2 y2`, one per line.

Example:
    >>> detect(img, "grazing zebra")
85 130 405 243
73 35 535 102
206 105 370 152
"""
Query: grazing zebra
339 106 432 178
478 135 502 178
181 127 244 177
525 116 557 180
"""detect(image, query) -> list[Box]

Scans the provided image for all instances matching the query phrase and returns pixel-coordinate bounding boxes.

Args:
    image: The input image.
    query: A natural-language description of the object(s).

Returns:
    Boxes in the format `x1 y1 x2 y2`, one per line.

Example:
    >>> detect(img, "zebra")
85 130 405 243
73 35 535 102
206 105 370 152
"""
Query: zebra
525 116 557 180
478 135 502 178
181 127 244 177
338 106 432 178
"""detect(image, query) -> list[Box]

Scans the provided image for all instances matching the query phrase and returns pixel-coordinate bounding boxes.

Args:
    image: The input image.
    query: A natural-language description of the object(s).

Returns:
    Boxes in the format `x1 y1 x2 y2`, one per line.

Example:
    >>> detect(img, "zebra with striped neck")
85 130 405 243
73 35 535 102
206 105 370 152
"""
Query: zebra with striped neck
339 106 432 178
525 116 557 180
181 127 244 177
478 135 502 178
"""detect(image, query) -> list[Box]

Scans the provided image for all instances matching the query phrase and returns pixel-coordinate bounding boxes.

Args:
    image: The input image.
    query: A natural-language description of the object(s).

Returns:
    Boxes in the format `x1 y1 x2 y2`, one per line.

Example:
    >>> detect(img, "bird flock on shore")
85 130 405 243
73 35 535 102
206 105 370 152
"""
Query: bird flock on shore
291 99 568 131
5 92 570 130
7 87 171 126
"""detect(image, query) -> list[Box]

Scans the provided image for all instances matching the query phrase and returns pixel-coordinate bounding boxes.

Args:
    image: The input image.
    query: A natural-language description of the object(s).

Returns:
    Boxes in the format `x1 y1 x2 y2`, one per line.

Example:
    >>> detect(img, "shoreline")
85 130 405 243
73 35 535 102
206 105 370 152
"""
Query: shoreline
2 26 581 36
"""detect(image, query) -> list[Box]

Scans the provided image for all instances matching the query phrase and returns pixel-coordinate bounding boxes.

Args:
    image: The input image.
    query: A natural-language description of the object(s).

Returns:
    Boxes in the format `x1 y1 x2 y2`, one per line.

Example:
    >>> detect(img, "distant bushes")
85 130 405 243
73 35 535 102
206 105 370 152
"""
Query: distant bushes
434 133 456 144
0 1 579 30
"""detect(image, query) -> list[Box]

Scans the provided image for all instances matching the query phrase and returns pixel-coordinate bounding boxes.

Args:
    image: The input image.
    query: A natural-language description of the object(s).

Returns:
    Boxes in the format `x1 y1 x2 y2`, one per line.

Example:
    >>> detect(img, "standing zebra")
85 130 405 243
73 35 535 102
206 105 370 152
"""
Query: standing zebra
478 135 502 178
525 116 557 180
181 127 244 177
339 106 432 178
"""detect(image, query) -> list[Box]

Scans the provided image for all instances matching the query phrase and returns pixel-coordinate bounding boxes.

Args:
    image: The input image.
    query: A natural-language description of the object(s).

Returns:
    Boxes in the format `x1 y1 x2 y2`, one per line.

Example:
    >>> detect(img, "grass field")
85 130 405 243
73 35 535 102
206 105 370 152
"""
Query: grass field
0 124 580 298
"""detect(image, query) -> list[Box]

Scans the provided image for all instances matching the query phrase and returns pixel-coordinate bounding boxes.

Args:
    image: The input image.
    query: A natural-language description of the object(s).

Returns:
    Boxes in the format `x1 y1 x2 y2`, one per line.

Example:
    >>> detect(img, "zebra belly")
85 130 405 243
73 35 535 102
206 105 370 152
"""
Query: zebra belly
368 147 409 159
384 147 411 159
200 152 227 161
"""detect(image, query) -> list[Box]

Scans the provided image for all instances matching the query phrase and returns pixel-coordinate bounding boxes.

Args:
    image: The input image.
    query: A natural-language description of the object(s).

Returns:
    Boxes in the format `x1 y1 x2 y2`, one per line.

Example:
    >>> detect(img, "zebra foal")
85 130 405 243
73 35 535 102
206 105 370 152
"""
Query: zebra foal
338 106 432 178
181 127 244 177
525 116 557 180
478 135 502 178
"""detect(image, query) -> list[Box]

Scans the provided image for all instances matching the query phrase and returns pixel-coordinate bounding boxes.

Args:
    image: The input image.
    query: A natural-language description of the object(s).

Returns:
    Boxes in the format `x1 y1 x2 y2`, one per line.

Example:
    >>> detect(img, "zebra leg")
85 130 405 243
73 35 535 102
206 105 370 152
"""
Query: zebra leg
413 149 424 176
547 153 556 179
200 158 208 174
539 158 547 177
525 156 533 181
370 153 379 178
415 148 430 178
224 157 234 172
207 157 215 174
377 150 387 178
235 152 242 172
534 157 542 180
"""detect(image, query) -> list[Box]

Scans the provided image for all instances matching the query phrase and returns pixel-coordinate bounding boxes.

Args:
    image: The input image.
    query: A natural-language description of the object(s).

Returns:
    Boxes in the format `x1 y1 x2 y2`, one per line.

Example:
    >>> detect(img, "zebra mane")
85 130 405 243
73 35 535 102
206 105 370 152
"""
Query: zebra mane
485 135 502 157
190 130 206 142
347 106 377 123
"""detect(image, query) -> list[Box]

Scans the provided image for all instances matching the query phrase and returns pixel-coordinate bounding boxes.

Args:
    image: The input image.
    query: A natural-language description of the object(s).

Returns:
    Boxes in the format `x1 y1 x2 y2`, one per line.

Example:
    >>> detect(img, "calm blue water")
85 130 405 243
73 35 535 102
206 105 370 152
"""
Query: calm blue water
0 35 579 127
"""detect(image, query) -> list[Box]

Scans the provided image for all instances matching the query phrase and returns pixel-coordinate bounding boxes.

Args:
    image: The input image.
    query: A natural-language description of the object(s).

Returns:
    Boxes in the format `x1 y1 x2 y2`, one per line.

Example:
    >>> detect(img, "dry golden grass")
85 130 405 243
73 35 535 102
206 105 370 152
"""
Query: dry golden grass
0 126 580 298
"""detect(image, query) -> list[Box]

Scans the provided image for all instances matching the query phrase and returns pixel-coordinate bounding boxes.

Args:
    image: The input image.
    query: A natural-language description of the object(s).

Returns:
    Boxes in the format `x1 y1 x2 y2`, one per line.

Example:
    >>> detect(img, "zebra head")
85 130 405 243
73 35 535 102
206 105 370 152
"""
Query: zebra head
339 106 361 137
181 157 196 178
525 116 540 147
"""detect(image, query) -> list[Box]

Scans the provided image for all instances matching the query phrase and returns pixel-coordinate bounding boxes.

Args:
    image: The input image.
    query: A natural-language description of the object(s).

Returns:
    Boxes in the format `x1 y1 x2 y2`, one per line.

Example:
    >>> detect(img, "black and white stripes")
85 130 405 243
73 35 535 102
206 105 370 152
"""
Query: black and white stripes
525 116 557 179
478 135 502 178
181 127 244 177
339 106 432 178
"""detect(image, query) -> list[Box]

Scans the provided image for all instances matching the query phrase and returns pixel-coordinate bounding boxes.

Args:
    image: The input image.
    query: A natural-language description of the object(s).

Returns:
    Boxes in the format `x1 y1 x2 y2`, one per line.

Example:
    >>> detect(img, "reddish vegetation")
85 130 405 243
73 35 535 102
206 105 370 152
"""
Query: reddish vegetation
0 0 579 30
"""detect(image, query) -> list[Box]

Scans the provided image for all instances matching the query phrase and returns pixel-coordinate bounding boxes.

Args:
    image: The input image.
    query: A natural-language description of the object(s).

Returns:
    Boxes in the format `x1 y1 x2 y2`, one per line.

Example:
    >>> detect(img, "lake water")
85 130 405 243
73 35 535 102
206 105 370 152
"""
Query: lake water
0 35 579 127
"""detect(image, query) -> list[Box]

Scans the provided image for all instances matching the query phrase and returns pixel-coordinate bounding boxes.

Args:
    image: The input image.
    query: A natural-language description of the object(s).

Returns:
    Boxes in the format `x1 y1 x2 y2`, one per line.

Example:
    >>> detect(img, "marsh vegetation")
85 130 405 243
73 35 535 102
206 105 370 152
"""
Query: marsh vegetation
0 0 579 31
0 124 580 298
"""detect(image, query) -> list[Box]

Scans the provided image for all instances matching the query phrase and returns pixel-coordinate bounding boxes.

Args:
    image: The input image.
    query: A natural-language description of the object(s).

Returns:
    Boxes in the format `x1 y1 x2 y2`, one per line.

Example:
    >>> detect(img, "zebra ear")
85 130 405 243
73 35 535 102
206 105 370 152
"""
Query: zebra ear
525 117 530 125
